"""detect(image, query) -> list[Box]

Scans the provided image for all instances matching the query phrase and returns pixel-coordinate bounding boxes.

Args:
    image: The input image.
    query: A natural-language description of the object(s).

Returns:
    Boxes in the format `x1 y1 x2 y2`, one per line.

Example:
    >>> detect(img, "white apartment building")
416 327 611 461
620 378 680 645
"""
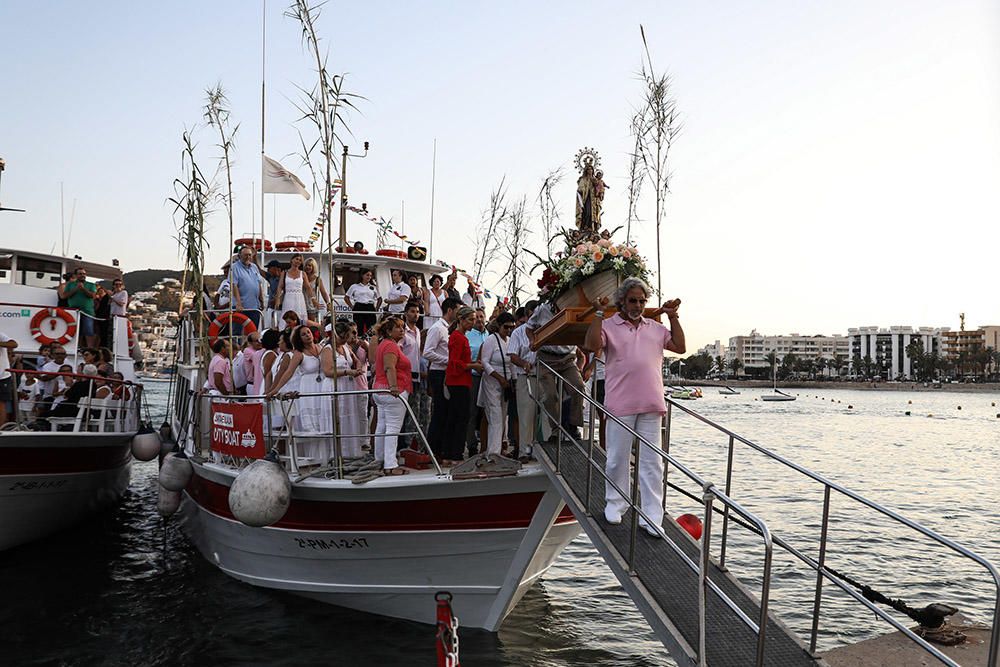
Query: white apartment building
727 330 850 372
847 326 947 379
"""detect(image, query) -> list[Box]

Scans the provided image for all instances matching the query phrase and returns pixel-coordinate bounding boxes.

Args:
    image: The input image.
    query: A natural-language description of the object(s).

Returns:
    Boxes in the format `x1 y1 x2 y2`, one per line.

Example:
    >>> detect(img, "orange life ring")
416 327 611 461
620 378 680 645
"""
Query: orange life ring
375 249 394 257
274 241 299 250
207 312 258 346
29 308 77 345
235 237 273 251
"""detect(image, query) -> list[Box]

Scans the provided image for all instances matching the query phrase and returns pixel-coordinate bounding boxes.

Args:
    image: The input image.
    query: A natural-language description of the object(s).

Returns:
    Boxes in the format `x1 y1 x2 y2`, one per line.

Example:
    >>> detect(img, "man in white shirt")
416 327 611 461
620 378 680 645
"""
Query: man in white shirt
421 296 460 457
0 332 17 426
385 269 412 315
460 281 486 310
507 302 538 457
109 279 129 316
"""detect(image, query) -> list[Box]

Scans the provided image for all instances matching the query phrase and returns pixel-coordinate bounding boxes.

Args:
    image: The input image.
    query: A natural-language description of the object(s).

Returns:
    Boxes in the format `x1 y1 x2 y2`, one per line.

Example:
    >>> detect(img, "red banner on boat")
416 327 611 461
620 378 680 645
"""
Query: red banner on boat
210 402 266 459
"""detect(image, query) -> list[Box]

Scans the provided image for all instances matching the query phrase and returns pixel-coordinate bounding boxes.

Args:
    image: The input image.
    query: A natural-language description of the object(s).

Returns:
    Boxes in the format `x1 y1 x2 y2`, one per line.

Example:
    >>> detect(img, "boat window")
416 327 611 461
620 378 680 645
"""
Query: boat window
17 257 63 288
0 254 11 284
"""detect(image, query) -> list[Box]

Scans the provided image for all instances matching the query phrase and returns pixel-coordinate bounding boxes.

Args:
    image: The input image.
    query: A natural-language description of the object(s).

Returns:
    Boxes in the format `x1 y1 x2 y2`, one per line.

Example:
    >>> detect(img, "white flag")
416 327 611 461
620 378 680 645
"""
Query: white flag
262 155 311 200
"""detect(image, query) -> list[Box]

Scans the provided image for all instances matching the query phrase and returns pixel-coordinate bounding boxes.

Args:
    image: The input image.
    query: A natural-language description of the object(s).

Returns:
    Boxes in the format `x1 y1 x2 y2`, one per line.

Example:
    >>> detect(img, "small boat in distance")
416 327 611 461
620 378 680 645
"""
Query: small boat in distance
761 356 796 402
718 385 740 395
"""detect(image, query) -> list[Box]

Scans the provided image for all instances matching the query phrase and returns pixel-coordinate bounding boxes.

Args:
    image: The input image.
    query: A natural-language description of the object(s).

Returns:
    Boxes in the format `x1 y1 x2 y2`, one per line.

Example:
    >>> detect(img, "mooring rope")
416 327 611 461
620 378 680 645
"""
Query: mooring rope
663 480 956 629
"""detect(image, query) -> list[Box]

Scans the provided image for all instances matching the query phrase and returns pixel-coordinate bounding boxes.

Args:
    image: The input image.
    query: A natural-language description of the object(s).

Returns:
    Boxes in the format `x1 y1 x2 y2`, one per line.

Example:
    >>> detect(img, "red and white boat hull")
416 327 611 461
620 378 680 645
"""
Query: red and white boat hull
0 434 132 551
180 462 580 630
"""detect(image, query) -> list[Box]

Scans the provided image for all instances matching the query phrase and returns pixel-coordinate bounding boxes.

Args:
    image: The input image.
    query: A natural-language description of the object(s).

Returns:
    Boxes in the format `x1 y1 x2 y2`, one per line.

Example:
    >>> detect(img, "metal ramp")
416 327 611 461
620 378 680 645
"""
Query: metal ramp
530 357 1000 667
537 438 820 667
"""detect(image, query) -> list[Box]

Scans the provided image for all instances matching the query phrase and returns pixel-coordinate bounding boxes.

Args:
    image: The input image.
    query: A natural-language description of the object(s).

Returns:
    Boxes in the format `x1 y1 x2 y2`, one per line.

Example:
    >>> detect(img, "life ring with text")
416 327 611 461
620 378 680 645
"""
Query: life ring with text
29 308 78 345
207 311 258 346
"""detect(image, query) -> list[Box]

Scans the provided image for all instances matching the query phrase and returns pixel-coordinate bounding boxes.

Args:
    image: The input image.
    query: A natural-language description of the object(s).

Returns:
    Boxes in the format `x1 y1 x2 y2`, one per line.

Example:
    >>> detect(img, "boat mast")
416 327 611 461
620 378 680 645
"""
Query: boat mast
428 138 437 264
260 0 267 267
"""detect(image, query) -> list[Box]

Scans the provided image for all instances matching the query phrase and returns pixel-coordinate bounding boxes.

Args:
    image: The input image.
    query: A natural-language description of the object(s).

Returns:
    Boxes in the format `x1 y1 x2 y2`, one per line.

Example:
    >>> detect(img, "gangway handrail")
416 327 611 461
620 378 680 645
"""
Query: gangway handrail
662 396 999 667
193 386 442 477
533 358 776 666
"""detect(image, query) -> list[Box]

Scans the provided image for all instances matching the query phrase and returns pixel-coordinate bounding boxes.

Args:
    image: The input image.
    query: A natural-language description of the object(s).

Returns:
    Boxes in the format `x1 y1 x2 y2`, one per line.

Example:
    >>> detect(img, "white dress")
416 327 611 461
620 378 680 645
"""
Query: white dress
296 352 327 461
477 334 511 454
322 346 364 459
282 272 309 324
423 289 446 330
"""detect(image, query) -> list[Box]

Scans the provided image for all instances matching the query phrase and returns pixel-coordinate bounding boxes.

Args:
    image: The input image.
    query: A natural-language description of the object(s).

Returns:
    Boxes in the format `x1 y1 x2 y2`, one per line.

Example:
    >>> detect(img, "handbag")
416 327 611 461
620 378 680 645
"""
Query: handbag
495 333 515 403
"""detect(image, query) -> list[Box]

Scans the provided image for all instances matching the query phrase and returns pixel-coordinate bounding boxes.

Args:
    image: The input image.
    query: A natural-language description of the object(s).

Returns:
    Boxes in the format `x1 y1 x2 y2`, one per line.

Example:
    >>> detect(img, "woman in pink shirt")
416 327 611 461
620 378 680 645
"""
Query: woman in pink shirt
205 339 234 395
371 316 413 474
584 278 685 538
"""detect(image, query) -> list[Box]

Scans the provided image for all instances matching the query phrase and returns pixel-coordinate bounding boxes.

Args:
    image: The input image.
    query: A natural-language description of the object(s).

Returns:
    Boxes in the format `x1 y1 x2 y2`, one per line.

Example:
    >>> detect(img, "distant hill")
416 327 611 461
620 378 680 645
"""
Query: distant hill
100 269 222 294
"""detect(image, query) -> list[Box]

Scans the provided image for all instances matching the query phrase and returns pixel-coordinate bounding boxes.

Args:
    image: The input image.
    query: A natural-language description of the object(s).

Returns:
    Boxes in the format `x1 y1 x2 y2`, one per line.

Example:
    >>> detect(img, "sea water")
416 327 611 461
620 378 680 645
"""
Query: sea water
2 385 997 666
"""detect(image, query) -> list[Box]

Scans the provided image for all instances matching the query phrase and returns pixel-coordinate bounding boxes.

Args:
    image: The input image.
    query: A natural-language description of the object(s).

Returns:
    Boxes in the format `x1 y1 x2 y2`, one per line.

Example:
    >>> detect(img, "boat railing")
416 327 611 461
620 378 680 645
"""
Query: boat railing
663 396 1000 666
189 386 442 478
533 358 776 666
6 368 142 434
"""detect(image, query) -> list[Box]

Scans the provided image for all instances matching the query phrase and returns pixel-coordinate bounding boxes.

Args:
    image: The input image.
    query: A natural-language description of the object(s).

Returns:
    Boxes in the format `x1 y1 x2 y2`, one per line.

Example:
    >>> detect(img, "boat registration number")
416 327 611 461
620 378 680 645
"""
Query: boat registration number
294 537 370 551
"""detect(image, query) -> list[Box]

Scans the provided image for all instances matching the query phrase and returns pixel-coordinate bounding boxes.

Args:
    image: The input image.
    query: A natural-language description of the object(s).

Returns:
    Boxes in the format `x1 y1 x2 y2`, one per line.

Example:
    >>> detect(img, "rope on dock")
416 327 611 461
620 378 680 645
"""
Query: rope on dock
663 480 959 632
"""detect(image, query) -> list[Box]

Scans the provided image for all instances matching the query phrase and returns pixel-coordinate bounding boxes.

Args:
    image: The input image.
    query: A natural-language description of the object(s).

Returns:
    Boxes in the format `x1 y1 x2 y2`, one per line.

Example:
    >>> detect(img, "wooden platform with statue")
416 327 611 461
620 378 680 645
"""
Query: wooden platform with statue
530 147 667 349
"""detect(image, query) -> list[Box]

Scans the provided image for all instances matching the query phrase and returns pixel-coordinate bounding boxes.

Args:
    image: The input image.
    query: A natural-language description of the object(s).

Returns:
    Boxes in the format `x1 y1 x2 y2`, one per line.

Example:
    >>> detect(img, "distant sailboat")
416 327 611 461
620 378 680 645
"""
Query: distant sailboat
761 357 796 402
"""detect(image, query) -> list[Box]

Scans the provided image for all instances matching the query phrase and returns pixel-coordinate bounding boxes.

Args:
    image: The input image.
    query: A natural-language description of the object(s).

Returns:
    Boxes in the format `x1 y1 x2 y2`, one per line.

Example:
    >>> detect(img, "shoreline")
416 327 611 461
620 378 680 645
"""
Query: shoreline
672 380 1000 393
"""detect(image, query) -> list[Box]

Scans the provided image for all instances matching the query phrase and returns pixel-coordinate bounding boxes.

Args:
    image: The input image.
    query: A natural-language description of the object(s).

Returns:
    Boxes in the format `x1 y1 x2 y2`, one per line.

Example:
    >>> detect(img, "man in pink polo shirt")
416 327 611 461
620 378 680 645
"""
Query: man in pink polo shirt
584 277 685 537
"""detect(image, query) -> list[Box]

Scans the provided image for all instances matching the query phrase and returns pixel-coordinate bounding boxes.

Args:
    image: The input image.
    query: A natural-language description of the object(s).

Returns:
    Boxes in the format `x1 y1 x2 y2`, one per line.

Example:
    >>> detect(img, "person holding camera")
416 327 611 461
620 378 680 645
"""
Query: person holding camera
65 268 99 348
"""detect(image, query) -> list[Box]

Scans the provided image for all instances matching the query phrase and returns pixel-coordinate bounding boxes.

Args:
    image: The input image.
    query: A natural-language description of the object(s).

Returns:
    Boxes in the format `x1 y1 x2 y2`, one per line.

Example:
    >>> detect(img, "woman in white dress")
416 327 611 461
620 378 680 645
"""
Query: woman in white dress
422 274 446 330
303 257 330 325
477 312 516 455
268 327 327 461
274 253 313 325
320 321 364 459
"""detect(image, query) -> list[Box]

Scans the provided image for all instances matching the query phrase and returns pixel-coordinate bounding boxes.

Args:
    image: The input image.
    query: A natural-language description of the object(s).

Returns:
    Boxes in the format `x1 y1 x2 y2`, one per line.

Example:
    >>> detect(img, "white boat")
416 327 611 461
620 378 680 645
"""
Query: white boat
0 247 141 551
761 356 796 402
168 249 581 630
718 385 740 395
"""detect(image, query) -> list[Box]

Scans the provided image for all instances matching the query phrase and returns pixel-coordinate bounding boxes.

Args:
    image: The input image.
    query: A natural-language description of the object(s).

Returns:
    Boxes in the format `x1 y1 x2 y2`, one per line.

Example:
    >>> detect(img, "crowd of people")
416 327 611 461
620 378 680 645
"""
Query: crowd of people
204 247 688 526
55 268 130 350
0 340 134 429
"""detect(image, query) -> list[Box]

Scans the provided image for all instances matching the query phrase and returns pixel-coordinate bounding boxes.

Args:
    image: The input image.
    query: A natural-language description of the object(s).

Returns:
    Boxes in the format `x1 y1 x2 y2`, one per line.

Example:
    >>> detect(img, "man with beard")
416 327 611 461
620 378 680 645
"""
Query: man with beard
584 278 685 538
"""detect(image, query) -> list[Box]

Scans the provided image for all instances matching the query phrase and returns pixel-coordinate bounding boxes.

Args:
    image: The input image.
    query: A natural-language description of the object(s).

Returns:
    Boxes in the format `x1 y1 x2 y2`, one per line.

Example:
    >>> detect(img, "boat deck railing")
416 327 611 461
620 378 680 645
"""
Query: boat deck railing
533 357 1000 666
185 387 442 478
5 368 142 434
663 396 1000 666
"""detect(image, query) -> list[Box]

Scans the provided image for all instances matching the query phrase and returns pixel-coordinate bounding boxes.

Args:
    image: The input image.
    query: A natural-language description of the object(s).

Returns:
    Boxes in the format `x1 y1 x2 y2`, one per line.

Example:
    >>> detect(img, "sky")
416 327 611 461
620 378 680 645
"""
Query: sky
2 1 999 351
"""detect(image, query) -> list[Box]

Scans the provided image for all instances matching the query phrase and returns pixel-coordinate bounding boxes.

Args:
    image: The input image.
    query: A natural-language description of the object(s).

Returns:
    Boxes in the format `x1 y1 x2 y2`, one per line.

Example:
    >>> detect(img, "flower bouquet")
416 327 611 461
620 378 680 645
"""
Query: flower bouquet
536 229 653 310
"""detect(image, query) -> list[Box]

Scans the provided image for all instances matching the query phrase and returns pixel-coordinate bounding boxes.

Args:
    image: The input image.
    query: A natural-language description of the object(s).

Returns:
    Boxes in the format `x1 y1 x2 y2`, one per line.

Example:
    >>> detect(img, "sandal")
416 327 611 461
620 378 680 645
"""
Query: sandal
386 467 409 476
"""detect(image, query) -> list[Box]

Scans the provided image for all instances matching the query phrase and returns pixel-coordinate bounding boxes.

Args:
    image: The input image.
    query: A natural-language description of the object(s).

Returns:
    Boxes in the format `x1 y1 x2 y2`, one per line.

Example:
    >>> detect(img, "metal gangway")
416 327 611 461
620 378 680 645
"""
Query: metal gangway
531 358 1000 667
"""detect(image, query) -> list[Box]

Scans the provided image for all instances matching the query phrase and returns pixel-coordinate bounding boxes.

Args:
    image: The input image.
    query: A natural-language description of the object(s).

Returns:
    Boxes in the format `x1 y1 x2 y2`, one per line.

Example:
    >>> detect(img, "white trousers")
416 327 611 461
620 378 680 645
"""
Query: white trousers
515 374 538 452
372 391 408 470
604 412 665 529
483 398 506 455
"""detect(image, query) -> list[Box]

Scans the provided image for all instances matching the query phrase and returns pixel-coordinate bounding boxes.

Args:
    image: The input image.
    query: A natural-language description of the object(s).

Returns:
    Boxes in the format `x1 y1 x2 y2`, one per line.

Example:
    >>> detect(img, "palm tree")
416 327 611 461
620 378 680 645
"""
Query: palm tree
905 339 925 379
831 354 846 379
814 356 828 379
729 357 743 378
714 355 727 378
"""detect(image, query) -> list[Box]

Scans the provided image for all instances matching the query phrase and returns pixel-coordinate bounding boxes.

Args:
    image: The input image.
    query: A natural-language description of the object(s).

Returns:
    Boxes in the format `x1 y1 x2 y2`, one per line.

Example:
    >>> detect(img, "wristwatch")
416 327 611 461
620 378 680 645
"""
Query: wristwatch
594 310 605 318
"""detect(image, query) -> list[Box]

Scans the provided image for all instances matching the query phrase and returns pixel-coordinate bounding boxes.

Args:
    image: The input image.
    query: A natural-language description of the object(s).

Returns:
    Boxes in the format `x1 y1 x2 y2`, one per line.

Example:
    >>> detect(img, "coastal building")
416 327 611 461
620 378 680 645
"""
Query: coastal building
726 330 850 376
981 325 1000 351
847 326 947 379
940 328 983 360
127 277 188 375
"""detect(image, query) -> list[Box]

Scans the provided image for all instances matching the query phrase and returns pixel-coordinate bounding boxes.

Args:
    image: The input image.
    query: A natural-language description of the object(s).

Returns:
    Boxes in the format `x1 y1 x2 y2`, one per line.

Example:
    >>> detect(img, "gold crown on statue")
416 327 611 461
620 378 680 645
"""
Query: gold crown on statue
574 147 601 173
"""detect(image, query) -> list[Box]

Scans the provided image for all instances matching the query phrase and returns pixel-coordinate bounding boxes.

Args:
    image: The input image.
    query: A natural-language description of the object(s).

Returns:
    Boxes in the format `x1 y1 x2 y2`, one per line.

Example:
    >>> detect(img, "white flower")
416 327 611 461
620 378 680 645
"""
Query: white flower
581 261 595 276
612 257 626 271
